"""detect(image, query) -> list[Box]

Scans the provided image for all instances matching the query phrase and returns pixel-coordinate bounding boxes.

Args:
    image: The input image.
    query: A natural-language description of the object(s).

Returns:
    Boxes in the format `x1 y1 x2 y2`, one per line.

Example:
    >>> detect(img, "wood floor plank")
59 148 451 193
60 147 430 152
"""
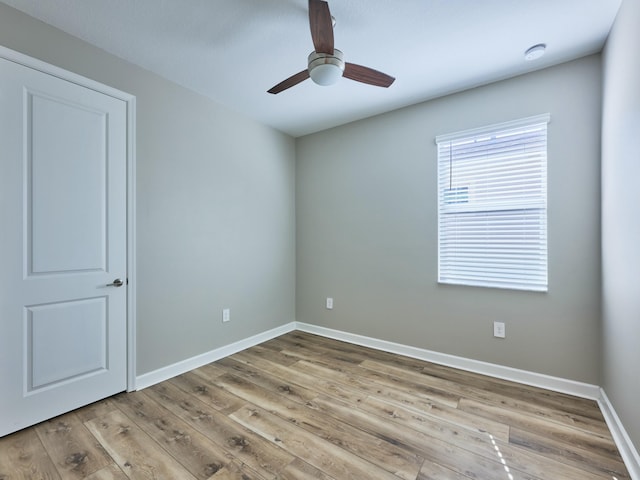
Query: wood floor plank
265 336 367 367
230 336 632 478
311 394 546 480
288 331 604 421
82 464 128 480
112 391 233 479
294 359 505 439
72 400 120 425
359 396 613 480
168 370 246 415
34 412 112 479
361 358 608 436
279 458 337 480
190 362 228 380
294 356 461 408
359 394 510 443
240 344 301 367
0 428 61 480
232 350 368 406
229 404 401 480
417 460 472 480
213 357 318 405
417 362 603 421
0 332 630 480
509 426 630 479
208 460 268 480
214 372 423 480
144 381 294 479
84 410 199 480
458 397 619 457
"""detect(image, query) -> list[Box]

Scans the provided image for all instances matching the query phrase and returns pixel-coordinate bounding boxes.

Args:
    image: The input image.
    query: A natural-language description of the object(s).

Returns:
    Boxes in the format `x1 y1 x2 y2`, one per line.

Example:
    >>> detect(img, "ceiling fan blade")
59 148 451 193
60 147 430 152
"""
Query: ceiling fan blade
343 63 395 88
267 70 310 94
309 0 334 54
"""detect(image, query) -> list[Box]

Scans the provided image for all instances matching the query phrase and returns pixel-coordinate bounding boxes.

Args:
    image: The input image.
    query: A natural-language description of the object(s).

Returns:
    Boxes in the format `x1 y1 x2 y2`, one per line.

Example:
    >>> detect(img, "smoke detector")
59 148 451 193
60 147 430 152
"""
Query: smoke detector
525 44 546 61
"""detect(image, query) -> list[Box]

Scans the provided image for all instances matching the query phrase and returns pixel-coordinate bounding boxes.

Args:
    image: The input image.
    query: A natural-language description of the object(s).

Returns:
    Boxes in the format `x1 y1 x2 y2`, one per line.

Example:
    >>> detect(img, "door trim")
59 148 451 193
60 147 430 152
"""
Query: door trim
0 45 137 391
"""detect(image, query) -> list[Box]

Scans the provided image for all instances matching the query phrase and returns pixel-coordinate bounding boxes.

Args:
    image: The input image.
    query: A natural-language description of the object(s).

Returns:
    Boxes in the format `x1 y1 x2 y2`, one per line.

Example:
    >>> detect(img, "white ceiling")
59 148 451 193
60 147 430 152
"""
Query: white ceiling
1 0 621 137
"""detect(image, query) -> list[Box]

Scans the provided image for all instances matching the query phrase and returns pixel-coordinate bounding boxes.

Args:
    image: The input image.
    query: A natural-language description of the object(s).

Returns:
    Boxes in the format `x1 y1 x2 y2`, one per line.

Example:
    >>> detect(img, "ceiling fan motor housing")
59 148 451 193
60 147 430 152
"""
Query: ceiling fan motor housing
308 49 345 86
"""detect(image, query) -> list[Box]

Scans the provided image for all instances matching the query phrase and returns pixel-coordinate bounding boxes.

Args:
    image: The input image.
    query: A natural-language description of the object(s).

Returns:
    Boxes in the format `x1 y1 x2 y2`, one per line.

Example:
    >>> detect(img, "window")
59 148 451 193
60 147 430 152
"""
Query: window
436 114 550 292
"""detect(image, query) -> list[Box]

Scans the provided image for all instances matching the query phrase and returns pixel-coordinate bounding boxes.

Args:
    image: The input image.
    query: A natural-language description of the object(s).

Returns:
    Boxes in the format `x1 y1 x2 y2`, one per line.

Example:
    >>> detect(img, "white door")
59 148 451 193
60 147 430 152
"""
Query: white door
0 56 128 436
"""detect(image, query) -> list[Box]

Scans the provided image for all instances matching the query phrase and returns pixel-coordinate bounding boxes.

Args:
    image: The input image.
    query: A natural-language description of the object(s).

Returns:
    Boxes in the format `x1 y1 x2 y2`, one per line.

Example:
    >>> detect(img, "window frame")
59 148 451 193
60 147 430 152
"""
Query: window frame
435 114 550 292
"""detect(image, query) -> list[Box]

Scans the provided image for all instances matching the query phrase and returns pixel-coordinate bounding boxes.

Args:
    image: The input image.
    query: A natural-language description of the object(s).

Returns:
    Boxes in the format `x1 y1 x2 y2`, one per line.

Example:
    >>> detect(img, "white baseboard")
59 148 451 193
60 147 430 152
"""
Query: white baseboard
135 322 296 390
598 389 640 480
295 322 601 400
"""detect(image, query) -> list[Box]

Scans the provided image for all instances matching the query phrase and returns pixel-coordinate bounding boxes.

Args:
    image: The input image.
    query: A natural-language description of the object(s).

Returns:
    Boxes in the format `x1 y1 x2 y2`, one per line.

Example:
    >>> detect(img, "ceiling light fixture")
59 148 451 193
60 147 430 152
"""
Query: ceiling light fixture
524 44 546 61
308 49 345 86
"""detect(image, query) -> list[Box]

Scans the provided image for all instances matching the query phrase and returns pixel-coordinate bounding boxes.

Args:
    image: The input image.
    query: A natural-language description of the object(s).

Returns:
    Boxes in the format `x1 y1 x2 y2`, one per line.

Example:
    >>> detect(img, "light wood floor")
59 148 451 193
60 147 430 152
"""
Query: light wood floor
0 331 630 479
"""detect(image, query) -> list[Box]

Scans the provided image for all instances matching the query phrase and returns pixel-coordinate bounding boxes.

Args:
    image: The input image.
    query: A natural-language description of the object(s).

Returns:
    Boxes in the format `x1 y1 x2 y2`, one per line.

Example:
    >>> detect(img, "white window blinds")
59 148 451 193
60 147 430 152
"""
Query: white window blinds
436 114 550 292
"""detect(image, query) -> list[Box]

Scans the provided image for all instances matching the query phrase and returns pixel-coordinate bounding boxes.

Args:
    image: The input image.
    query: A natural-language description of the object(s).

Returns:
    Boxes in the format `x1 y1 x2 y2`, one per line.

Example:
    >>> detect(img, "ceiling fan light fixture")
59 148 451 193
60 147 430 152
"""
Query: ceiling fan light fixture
308 49 345 86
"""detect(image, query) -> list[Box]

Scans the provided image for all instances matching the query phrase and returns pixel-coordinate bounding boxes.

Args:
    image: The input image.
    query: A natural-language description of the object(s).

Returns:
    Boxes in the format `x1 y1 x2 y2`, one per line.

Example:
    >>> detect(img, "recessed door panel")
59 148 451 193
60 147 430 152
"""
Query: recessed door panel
26 297 107 391
27 92 108 275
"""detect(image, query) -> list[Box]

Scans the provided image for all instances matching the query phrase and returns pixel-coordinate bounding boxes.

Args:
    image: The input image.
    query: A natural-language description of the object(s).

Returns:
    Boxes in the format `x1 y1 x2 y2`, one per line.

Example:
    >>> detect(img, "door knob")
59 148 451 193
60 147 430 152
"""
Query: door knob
107 278 124 287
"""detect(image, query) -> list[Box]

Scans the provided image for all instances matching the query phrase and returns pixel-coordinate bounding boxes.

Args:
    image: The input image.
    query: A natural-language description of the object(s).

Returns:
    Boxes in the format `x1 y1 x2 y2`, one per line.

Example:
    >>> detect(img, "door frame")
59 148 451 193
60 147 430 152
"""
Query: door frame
0 45 138 391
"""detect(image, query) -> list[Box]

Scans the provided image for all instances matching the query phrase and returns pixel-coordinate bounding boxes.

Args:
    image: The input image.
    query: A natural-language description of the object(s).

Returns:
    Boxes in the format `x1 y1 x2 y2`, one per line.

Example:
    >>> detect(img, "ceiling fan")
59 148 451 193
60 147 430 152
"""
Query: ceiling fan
268 0 395 94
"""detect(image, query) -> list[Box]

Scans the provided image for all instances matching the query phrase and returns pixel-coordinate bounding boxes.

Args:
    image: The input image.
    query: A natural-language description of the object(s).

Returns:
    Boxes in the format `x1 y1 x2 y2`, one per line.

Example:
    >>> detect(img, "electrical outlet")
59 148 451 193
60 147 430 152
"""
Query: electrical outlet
326 297 333 309
493 321 505 338
222 308 231 323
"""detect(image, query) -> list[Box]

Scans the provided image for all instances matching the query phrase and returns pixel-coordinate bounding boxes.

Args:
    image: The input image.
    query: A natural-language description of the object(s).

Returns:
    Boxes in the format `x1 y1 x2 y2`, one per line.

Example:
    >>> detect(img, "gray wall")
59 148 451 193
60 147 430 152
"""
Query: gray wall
296 56 603 384
0 3 296 375
602 0 640 450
